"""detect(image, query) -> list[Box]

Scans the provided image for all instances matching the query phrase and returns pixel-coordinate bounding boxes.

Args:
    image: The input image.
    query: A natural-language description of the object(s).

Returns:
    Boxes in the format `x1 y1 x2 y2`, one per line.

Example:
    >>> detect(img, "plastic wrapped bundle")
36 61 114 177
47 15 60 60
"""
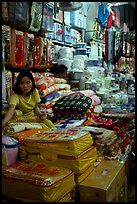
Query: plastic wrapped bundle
24 128 93 156
28 146 97 175
2 159 75 202
74 163 95 185
3 122 43 135
11 129 47 160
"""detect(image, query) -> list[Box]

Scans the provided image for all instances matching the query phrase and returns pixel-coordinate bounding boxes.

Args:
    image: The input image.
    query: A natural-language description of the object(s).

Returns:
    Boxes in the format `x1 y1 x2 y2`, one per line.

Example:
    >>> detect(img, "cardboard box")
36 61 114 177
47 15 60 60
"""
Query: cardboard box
79 159 126 202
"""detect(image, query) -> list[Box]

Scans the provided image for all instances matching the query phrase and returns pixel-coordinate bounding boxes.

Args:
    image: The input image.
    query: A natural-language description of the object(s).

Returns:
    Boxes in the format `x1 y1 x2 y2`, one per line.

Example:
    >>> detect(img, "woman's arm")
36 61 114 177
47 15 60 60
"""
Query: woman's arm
2 104 16 128
34 104 47 120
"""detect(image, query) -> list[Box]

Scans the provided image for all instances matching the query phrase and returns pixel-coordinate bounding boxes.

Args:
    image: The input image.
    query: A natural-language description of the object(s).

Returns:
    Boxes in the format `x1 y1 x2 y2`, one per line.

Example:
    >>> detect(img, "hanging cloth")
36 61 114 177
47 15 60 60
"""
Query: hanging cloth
97 3 110 28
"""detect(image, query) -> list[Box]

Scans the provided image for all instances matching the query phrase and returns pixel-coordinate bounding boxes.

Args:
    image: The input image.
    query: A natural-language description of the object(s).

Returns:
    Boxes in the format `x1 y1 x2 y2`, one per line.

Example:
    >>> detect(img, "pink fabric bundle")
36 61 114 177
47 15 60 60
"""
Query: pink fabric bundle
114 8 120 27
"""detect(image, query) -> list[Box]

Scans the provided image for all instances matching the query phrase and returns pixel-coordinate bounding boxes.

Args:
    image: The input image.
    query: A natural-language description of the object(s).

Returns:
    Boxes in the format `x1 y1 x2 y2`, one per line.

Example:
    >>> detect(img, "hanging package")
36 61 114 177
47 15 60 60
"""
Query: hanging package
33 36 42 68
97 3 110 28
5 2 31 31
27 2 43 33
2 2 9 22
107 8 115 28
113 8 120 28
38 2 54 36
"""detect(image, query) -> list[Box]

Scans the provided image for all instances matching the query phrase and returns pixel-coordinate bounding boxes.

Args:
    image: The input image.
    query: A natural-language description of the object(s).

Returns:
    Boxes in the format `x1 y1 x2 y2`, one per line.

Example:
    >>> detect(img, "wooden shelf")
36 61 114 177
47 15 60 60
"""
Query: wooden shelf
5 65 48 73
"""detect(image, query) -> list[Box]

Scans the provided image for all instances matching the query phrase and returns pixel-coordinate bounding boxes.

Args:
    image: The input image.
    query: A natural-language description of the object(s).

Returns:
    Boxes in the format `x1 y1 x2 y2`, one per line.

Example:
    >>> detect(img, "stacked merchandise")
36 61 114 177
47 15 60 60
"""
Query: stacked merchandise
34 74 72 118
90 128 120 158
2 159 75 202
53 93 93 120
2 2 55 69
23 128 97 185
79 159 127 202
2 128 98 201
90 114 135 161
2 2 135 202
11 128 47 161
72 126 120 159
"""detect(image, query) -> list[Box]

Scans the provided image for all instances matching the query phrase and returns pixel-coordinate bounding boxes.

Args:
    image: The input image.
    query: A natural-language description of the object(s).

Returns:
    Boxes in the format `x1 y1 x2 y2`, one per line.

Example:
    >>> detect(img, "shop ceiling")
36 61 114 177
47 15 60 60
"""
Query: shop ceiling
58 2 135 31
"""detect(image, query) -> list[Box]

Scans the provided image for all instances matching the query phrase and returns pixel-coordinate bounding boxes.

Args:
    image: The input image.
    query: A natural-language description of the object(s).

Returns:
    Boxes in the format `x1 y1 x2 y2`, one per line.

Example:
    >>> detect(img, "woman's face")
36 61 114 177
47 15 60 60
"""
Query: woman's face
19 76 32 95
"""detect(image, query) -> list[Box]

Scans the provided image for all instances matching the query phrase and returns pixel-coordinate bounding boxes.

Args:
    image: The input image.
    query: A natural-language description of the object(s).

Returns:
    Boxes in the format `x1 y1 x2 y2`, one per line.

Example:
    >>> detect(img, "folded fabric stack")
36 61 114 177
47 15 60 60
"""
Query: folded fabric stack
24 129 93 156
90 128 120 158
2 122 43 135
34 75 72 118
28 145 97 177
53 95 93 119
2 159 75 202
72 126 120 159
55 118 86 129
69 90 101 106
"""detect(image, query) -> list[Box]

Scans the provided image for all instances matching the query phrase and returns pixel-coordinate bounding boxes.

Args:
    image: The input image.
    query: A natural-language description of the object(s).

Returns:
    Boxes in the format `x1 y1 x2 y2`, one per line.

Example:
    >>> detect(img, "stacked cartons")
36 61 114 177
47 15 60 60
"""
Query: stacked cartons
79 159 127 202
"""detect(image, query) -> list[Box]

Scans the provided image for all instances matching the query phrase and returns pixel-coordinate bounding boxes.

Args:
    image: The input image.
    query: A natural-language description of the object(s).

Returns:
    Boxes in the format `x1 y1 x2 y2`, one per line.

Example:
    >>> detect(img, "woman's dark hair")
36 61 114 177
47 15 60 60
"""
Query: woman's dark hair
13 69 36 96
50 64 68 75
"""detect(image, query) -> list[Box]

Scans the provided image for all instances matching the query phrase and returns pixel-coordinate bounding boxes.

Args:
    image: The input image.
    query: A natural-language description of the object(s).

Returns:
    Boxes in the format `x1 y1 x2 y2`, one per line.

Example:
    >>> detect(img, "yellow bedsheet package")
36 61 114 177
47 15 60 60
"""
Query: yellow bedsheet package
24 128 93 156
58 192 73 202
2 159 75 202
11 129 47 160
11 128 47 143
74 164 95 185
28 146 97 175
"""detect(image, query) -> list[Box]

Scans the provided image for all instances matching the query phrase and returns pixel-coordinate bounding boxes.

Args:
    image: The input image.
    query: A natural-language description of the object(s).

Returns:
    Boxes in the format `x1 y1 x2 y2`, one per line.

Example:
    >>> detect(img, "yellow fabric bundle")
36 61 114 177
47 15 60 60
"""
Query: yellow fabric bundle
24 129 93 156
11 129 48 160
9 115 37 123
74 164 95 185
58 192 73 202
11 128 47 143
28 146 97 175
2 159 75 202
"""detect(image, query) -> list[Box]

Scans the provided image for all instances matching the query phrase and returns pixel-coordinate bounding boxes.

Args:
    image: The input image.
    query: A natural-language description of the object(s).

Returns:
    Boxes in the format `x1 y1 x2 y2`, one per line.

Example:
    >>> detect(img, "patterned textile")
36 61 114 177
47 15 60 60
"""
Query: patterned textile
40 91 60 103
55 78 67 84
53 95 92 119
3 122 42 134
2 159 75 202
39 84 71 98
34 76 56 89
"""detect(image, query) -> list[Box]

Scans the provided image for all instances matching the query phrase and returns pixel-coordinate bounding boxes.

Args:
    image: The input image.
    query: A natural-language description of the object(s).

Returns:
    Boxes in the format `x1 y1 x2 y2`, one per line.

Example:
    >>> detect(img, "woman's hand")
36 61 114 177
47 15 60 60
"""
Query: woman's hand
35 104 47 120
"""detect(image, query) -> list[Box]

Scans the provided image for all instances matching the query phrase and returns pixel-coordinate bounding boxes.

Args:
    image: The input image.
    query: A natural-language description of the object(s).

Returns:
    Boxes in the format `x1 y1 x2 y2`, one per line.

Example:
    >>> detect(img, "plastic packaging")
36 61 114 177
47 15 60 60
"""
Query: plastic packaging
2 136 19 166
